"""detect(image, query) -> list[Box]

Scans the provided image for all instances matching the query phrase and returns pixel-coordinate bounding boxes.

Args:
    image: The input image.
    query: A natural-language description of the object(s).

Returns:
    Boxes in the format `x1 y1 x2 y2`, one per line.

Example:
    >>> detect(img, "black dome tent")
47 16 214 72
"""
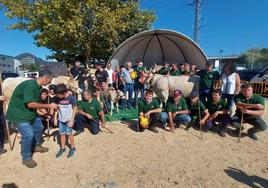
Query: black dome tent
108 29 208 69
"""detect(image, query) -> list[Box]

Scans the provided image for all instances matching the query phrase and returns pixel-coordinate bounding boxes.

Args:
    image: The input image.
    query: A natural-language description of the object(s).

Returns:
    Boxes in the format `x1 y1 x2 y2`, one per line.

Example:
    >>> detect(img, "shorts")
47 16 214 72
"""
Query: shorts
59 121 73 135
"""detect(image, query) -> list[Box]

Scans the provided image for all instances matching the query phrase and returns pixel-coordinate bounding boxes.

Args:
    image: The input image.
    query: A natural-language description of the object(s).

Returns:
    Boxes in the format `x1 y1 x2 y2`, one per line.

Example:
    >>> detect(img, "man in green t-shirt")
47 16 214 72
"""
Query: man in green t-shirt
205 89 232 136
196 61 220 104
231 83 267 140
133 59 146 106
187 91 210 130
138 90 161 133
169 63 182 76
160 90 191 133
159 63 170 75
6 70 58 168
74 90 105 135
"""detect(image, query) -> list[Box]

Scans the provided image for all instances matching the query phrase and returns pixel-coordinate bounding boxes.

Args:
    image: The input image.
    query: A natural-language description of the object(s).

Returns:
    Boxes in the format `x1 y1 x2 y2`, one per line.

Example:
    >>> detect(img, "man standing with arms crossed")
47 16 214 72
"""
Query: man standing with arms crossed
6 70 58 168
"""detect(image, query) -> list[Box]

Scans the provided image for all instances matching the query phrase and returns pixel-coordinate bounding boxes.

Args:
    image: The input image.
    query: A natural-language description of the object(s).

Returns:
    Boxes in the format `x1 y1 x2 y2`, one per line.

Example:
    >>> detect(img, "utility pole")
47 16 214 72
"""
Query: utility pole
189 0 202 44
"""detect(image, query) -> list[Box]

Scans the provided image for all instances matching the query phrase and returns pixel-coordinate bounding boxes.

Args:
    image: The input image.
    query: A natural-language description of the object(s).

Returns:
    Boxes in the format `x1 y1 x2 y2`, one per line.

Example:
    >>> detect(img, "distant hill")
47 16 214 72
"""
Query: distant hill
15 52 49 65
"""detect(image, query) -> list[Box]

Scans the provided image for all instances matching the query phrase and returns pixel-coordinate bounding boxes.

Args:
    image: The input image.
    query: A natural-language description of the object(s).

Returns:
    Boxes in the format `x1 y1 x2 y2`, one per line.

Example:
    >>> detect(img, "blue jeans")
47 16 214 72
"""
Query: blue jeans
74 114 100 135
161 112 191 125
199 88 212 104
59 121 73 135
134 82 145 105
0 112 5 148
124 83 134 107
15 117 44 160
222 94 234 114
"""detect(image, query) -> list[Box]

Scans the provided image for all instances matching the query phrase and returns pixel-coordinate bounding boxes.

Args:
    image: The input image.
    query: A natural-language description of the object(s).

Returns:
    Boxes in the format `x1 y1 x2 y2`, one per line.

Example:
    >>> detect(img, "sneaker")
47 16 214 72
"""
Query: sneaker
248 130 258 140
185 126 190 131
162 122 167 129
22 159 37 168
0 148 7 155
148 127 159 133
67 147 76 158
218 130 226 137
56 148 66 158
35 145 49 153
73 130 83 136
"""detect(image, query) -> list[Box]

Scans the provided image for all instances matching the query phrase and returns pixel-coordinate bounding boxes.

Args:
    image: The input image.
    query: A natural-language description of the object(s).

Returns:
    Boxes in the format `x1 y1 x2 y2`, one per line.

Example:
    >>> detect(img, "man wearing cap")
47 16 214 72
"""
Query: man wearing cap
231 83 267 140
160 90 191 133
95 63 109 87
186 91 210 130
205 89 231 136
196 61 220 104
138 89 161 133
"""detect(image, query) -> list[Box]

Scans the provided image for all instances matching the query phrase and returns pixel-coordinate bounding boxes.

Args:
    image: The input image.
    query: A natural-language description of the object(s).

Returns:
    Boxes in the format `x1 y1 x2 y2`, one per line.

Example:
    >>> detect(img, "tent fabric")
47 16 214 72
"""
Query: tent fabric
108 29 208 69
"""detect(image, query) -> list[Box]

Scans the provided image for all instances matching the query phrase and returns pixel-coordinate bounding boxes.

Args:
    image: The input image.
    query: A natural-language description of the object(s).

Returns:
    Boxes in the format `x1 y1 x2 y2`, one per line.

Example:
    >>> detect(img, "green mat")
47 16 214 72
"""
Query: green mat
105 107 138 122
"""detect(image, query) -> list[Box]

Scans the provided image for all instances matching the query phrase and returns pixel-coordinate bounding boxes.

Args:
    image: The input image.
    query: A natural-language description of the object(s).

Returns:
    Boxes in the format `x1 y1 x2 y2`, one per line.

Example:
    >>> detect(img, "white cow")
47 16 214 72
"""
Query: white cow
146 73 200 104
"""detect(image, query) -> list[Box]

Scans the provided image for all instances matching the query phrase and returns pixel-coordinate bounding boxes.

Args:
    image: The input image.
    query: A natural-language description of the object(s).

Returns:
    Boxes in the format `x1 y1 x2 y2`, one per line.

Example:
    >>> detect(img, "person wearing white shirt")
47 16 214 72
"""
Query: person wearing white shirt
105 63 114 87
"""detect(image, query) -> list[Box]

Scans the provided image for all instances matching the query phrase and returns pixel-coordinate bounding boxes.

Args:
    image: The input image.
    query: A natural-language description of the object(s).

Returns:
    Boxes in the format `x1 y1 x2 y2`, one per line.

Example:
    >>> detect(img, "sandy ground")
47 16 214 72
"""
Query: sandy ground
1 101 268 188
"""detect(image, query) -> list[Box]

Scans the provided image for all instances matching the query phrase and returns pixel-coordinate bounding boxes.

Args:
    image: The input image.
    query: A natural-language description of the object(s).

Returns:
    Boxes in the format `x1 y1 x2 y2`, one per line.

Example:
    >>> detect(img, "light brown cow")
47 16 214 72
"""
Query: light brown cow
2 76 79 107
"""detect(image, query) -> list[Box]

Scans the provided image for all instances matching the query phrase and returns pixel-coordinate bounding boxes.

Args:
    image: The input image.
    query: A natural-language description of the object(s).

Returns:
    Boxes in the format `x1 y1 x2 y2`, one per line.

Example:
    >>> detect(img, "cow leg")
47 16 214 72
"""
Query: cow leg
110 101 114 116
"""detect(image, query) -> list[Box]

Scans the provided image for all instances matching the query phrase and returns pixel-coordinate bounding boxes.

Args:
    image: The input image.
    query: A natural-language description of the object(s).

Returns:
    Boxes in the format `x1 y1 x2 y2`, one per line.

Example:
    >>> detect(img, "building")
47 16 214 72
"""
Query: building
0 54 22 73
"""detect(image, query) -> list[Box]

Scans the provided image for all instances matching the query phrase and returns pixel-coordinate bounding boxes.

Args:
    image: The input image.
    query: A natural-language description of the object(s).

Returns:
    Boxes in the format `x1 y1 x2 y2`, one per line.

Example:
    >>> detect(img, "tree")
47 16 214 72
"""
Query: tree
0 0 156 64
238 48 268 69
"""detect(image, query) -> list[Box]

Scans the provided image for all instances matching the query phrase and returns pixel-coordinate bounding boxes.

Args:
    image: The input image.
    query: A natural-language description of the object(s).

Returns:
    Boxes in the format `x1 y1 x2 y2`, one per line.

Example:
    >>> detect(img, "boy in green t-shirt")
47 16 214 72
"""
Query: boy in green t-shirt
231 83 267 140
186 91 210 131
138 90 161 133
205 89 232 137
74 90 105 136
160 90 191 133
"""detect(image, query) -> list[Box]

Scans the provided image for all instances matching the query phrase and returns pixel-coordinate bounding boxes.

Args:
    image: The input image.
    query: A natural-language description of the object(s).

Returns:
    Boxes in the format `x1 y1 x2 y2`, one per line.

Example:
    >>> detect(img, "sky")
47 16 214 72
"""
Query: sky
0 0 268 60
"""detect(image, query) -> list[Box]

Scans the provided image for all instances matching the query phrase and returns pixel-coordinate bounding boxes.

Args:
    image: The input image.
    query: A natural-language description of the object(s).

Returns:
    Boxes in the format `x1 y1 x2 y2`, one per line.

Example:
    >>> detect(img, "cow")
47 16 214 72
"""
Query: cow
2 76 79 107
145 73 200 105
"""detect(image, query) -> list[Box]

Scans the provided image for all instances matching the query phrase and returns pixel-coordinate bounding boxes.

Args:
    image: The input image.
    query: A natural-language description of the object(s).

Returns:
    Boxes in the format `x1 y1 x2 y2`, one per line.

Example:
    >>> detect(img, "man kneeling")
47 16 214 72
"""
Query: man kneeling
161 90 191 133
138 90 161 133
231 83 267 140
74 90 105 135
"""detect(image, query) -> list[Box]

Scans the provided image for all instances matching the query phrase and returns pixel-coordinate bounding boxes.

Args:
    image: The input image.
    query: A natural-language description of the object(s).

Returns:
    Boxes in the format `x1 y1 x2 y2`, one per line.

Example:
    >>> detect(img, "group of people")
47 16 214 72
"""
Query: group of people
0 59 266 169
137 61 267 141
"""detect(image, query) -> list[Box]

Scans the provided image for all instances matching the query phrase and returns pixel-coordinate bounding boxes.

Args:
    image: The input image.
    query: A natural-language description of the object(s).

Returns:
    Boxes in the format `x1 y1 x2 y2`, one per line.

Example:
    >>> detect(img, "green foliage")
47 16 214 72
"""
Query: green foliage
0 0 156 63
238 48 268 69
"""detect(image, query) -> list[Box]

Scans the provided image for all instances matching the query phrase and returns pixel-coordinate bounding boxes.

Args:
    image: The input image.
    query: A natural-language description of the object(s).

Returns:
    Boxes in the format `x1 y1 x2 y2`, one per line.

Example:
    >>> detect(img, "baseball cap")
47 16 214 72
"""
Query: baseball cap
174 89 182 96
190 91 199 97
206 61 213 66
119 65 125 69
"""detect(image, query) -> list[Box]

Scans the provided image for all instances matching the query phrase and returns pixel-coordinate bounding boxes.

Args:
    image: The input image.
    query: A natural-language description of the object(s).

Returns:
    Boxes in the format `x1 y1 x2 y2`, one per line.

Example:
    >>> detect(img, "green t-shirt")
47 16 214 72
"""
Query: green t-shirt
166 97 188 113
6 79 41 123
205 98 227 114
77 98 102 119
187 99 206 118
182 70 191 75
170 69 182 76
138 98 160 114
196 69 220 89
159 67 170 75
234 93 265 117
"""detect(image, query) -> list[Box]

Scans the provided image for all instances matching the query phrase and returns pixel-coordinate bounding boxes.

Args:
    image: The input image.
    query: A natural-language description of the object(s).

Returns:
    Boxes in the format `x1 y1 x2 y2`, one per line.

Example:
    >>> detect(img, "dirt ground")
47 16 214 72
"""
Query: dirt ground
1 101 268 188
